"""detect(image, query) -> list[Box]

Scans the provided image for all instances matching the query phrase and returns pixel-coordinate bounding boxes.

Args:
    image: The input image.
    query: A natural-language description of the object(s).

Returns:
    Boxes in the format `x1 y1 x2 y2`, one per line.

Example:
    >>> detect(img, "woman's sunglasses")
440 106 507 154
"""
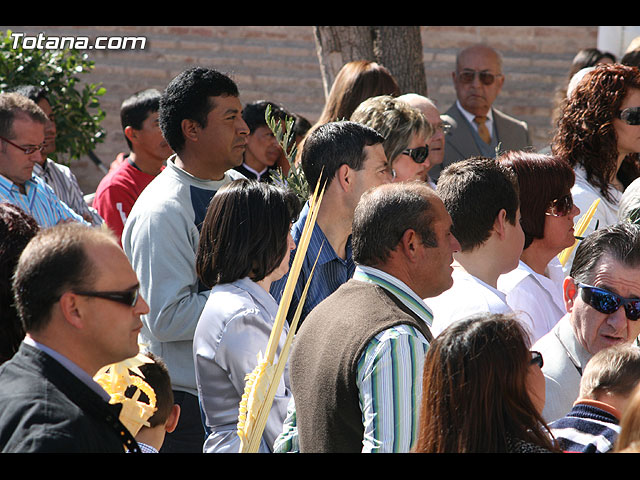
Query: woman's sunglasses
545 193 574 217
530 350 544 368
577 283 640 321
402 145 429 164
618 106 640 126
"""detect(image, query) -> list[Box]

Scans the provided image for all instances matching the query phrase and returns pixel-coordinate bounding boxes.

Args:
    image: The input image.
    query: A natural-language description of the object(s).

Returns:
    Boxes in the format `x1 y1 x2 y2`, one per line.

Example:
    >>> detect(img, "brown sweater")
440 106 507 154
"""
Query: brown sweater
289 279 432 453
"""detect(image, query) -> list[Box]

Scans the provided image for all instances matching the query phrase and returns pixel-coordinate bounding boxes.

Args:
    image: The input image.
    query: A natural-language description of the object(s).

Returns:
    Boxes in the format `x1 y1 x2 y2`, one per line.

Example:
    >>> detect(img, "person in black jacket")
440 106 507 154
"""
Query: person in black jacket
0 222 149 452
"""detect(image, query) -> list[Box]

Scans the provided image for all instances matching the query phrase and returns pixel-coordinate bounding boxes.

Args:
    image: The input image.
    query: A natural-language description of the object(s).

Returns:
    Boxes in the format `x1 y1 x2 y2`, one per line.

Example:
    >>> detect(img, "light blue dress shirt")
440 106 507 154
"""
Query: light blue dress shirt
193 277 292 453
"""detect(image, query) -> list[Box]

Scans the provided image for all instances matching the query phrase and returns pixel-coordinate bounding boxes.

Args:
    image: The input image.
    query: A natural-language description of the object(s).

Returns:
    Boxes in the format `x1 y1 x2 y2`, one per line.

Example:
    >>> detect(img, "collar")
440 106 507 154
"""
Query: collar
573 398 622 421
233 276 280 320
294 201 352 267
240 162 268 179
554 314 593 375
23 336 111 401
0 171 38 194
353 265 433 327
456 100 494 124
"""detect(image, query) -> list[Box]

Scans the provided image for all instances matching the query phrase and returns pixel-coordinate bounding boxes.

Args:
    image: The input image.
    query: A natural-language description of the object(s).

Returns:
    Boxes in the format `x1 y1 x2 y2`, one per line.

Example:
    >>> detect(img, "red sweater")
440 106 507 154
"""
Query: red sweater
93 157 161 244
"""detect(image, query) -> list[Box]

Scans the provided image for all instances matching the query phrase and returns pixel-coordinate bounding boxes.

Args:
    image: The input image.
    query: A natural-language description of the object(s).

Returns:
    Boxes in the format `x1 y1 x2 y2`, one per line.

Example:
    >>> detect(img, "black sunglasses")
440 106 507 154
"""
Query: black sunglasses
545 193 574 217
577 283 640 321
618 106 640 126
402 145 429 164
73 287 140 307
457 69 503 86
530 351 543 369
0 135 45 155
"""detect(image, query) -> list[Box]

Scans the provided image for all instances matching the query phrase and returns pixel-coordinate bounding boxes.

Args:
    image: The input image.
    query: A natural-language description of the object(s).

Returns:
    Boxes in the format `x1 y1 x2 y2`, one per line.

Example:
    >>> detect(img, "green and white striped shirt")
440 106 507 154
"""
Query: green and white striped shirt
274 265 433 453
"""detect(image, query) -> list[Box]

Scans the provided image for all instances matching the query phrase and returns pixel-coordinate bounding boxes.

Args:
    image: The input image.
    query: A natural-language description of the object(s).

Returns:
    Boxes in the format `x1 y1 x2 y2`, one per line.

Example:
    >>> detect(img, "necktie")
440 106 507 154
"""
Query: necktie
474 116 491 144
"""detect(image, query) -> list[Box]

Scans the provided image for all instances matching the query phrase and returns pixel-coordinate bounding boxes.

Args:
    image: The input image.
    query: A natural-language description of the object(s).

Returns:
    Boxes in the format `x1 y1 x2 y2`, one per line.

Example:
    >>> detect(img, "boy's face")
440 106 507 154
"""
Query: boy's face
133 111 173 163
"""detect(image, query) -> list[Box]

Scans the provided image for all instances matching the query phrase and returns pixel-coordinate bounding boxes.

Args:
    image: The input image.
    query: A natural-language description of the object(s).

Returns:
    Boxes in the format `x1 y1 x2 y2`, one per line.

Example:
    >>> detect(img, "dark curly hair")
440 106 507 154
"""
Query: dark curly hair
552 63 640 203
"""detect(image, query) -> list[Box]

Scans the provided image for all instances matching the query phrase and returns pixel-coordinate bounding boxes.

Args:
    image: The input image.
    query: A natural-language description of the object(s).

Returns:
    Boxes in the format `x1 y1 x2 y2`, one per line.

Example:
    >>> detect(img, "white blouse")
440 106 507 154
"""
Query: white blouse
498 258 566 344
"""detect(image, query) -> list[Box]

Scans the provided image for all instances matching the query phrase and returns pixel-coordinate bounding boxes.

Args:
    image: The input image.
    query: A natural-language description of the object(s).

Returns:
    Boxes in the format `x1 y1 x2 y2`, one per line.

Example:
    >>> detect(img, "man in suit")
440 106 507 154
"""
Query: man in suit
285 182 461 452
533 223 640 424
0 223 149 452
430 44 532 181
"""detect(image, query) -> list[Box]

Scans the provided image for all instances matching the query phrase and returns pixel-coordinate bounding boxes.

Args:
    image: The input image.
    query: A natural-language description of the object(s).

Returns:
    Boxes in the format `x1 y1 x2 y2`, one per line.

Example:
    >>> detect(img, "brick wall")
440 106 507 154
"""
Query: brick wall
3 26 599 193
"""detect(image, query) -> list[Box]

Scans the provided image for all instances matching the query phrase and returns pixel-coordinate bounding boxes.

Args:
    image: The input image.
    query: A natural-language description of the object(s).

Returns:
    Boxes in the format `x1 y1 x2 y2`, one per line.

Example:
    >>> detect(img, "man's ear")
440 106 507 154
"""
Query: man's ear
181 118 200 143
399 228 419 260
563 276 579 313
336 164 351 193
58 292 85 329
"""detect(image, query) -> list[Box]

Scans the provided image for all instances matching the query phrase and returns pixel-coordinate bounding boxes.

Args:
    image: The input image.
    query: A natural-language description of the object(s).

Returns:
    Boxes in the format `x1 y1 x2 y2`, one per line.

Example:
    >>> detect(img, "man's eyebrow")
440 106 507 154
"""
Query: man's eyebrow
599 284 640 299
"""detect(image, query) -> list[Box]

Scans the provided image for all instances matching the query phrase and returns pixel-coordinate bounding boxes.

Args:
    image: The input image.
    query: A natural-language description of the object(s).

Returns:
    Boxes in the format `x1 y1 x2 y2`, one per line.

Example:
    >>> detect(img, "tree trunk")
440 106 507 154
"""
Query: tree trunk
313 26 427 99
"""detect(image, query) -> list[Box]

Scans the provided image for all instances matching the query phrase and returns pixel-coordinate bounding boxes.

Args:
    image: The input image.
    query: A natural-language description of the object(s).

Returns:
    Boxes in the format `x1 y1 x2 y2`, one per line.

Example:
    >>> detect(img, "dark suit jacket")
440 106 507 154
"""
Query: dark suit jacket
0 342 140 453
430 103 532 180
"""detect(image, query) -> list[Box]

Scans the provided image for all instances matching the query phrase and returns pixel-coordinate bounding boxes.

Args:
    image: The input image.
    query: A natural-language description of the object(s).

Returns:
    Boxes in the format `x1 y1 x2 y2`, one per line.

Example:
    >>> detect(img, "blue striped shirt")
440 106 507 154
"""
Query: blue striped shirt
273 266 433 453
549 402 620 453
0 173 88 228
270 200 355 327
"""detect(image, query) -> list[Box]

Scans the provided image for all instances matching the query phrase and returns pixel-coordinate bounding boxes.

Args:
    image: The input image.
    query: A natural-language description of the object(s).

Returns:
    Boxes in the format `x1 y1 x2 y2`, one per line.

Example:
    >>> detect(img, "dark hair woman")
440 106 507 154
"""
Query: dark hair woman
497 151 580 343
193 179 300 453
552 63 640 255
0 203 39 364
414 313 559 453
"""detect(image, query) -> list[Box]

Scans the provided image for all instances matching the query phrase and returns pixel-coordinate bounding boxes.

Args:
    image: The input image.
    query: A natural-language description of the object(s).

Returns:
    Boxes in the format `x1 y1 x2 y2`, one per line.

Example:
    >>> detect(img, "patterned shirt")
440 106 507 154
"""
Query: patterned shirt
270 201 355 329
273 265 433 453
0 173 88 228
549 401 620 453
33 158 103 226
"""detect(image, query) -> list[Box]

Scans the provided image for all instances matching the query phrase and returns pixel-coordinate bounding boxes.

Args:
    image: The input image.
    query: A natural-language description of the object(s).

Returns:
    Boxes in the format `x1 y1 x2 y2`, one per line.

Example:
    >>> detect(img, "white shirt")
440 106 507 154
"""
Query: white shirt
426 266 512 338
565 165 622 274
456 100 494 135
498 258 566 344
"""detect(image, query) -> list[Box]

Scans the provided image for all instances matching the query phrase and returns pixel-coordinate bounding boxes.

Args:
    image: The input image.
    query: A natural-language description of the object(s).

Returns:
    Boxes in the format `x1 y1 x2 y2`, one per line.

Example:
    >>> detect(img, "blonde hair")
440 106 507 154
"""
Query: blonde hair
350 95 433 167
579 344 640 400
615 382 640 452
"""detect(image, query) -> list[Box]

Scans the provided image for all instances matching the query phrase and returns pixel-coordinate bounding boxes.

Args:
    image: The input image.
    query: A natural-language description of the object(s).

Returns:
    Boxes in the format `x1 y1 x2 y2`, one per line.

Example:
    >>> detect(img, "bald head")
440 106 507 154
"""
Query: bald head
397 93 446 171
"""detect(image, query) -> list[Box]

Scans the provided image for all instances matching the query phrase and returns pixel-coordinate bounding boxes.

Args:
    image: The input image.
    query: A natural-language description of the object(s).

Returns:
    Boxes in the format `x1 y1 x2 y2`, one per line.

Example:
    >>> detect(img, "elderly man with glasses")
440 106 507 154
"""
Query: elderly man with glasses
430 44 532 181
0 93 87 227
533 222 640 424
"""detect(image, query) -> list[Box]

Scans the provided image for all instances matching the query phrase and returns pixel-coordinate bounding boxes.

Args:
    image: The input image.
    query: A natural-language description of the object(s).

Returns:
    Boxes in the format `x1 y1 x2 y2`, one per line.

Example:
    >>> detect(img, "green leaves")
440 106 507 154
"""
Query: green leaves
0 29 106 165
266 103 310 202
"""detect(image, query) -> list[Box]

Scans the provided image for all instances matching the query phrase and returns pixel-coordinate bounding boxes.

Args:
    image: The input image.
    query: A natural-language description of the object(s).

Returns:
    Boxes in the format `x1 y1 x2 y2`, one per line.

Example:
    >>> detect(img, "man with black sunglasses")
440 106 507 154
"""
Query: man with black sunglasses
0 223 149 452
533 223 640 424
430 44 532 181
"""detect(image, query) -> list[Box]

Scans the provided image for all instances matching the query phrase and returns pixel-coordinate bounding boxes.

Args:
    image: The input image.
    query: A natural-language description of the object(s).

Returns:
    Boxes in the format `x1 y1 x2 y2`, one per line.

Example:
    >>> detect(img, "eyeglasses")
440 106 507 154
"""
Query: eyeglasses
577 283 640 321
73 287 140 307
402 145 429 164
456 69 503 86
545 193 574 217
0 135 45 155
618 106 640 126
530 351 544 369
435 121 452 135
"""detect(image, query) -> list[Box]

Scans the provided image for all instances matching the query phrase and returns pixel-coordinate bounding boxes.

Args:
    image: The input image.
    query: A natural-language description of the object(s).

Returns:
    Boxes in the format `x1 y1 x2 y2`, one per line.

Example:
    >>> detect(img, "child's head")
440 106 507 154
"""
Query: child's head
132 352 174 428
